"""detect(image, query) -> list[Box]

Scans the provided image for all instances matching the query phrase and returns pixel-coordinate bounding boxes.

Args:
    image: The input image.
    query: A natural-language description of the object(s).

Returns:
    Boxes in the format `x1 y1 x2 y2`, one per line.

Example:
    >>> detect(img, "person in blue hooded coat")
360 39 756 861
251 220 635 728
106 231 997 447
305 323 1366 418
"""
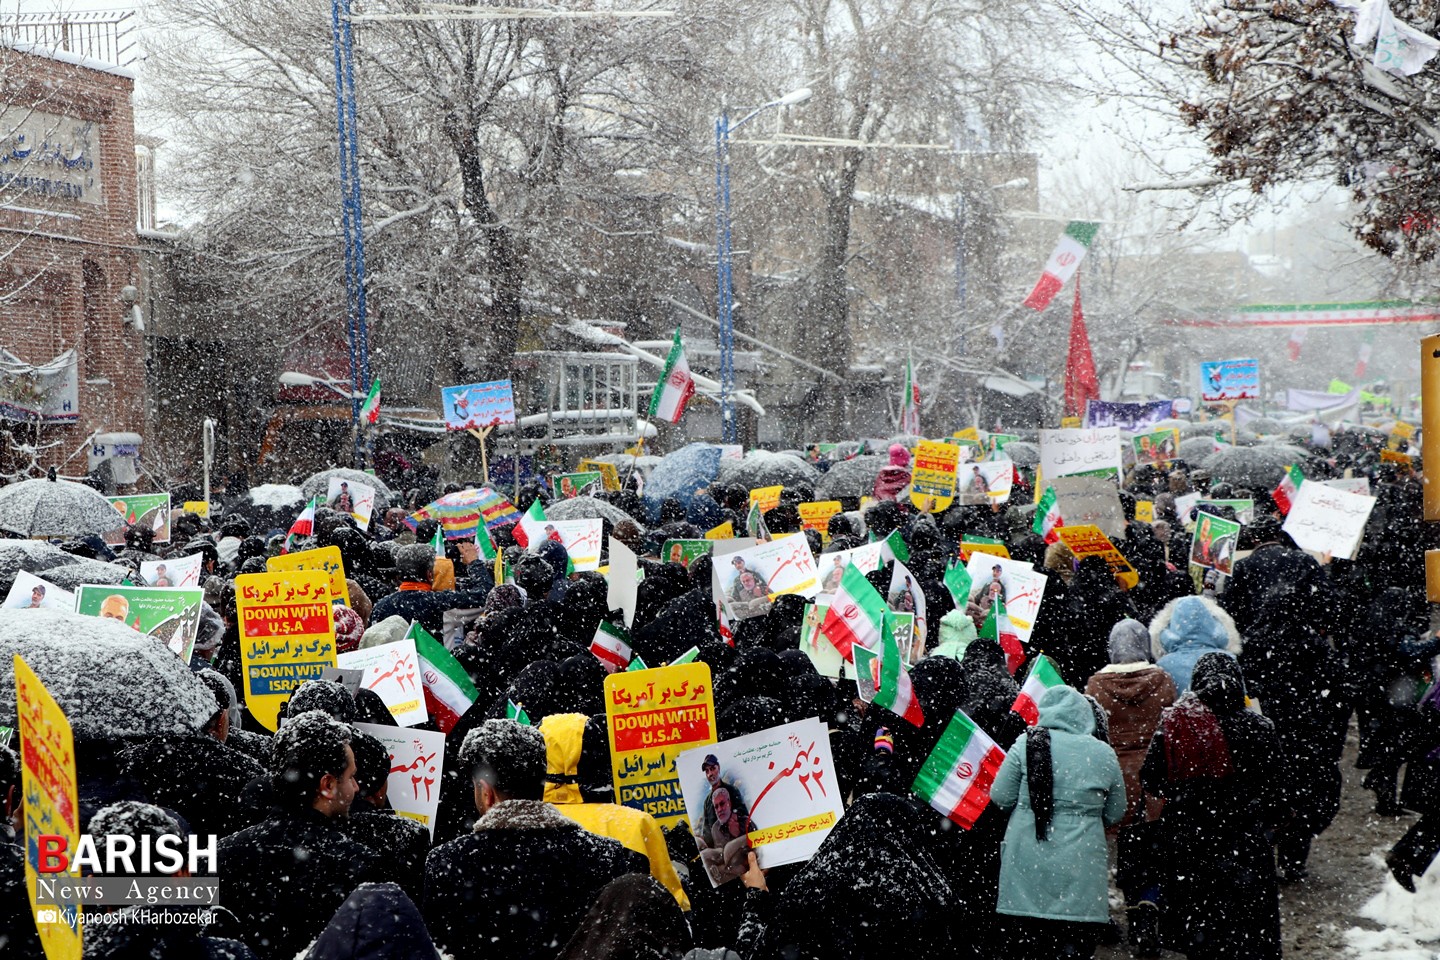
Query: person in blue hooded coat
992 685 1127 960
1148 595 1240 694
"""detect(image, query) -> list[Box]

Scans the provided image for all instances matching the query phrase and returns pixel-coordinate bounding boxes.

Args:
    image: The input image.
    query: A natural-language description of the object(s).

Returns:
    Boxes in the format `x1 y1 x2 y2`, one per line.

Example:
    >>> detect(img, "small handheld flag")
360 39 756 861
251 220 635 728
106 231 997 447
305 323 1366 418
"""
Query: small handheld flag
1011 654 1065 725
284 497 320 554
360 378 382 425
512 499 546 549
912 709 1006 829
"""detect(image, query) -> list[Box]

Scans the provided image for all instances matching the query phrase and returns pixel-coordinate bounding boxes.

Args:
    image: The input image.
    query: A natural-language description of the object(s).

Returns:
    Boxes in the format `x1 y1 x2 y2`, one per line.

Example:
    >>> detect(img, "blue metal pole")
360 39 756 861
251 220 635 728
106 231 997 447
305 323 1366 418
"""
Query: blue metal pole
330 0 361 465
339 3 372 467
715 112 735 444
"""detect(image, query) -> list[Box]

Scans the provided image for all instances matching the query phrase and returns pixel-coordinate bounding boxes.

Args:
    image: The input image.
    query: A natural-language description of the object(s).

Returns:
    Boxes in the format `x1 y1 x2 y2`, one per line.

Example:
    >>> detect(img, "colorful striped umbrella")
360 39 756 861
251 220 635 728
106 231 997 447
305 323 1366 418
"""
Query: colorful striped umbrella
406 487 518 540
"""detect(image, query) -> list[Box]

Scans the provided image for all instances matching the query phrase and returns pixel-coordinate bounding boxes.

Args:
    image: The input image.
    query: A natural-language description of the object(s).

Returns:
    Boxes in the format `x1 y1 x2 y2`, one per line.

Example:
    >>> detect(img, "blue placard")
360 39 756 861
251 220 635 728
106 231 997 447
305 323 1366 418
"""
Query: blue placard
441 379 516 431
1198 358 1260 402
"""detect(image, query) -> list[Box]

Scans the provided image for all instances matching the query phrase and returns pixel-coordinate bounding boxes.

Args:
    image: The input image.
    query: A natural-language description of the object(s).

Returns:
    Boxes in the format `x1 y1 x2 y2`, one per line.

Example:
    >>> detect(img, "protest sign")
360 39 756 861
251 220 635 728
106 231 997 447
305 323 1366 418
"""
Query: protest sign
441 379 516 431
518 516 604 571
1199 358 1260 402
799 602 844 678
140 553 203 588
959 460 1014 506
104 492 171 546
2 571 72 610
1084 399 1175 432
74 585 205 663
235 570 337 730
711 537 759 557
888 560 927 650
1174 492 1201 526
268 545 351 606
1039 427 1122 481
814 542 886 596
1054 524 1139 588
606 661 716 828
354 722 446 838
960 536 1010 561
15 655 82 960
986 433 1021 457
797 501 843 543
662 539 713 569
182 500 210 517
713 536 820 621
749 485 783 514
953 427 981 443
1324 477 1372 496
1196 498 1255 524
1131 428 1180 466
963 554 1047 644
705 521 734 540
677 717 843 883
578 459 622 491
1060 416 1081 428
552 471 604 500
1051 476 1125 540
338 637 428 726
1135 501 1155 524
326 476 377 526
717 444 745 461
1189 511 1241 576
1282 482 1376 560
910 439 961 512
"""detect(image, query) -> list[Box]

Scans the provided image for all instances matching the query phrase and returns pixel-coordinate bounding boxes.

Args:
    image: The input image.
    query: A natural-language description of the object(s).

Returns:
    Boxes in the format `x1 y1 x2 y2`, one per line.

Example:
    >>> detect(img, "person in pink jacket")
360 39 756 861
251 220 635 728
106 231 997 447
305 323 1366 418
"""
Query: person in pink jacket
873 444 912 501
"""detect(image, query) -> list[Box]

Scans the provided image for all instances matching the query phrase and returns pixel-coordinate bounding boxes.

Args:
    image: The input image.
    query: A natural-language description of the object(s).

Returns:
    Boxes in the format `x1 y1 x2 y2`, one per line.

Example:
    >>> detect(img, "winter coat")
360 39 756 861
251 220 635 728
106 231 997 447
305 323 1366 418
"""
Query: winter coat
1149 595 1239 694
872 447 913 503
926 608 976 661
303 882 440 960
83 908 257 960
215 808 394 960
541 713 689 910
556 874 692 960
0 838 42 958
118 734 266 840
992 686 1126 923
1219 542 1331 635
1084 664 1176 827
339 807 432 903
1050 559 1138 686
421 799 647 960
744 793 955 960
369 585 462 640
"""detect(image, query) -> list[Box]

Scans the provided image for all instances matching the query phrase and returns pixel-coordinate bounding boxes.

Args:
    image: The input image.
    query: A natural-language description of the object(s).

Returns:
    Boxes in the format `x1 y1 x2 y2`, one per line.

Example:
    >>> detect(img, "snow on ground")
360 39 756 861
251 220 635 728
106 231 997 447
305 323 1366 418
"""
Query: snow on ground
1345 851 1440 960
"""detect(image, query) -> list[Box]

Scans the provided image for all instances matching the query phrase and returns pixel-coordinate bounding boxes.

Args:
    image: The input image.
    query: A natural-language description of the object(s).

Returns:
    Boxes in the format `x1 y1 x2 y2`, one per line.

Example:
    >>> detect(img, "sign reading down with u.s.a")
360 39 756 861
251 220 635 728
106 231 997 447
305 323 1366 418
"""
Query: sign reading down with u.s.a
604 662 716 829
235 570 337 730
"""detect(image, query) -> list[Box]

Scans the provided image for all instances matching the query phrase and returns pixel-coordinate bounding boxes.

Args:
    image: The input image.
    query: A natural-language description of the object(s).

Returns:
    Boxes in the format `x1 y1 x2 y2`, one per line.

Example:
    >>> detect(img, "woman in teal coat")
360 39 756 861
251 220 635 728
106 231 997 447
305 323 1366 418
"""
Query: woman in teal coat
992 684 1127 959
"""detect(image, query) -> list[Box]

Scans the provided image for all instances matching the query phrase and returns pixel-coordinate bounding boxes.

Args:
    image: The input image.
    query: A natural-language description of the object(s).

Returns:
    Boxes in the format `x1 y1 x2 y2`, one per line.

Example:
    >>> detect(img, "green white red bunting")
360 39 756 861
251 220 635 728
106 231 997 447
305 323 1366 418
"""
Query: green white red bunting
1023 221 1099 311
1032 486 1063 544
647 327 695 424
1011 654 1065 725
818 562 887 660
912 709 1007 829
1273 464 1304 515
411 622 479 733
360 378 381 425
852 615 924 727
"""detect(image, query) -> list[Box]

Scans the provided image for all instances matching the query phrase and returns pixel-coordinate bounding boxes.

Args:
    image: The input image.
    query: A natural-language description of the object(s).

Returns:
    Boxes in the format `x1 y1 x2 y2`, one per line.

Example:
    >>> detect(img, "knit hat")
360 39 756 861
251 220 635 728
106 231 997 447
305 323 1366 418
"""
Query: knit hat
333 606 366 653
888 443 912 467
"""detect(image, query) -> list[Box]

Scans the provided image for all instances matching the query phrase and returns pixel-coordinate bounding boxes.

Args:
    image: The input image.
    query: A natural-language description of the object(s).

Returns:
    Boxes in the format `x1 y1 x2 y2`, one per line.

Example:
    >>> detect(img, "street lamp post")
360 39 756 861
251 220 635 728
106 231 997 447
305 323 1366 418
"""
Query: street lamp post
714 87 810 443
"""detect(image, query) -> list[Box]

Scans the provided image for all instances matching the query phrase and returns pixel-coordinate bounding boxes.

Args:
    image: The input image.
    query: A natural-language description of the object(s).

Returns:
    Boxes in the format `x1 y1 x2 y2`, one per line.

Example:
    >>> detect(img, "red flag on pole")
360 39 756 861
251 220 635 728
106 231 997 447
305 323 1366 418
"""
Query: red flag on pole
1064 275 1101 418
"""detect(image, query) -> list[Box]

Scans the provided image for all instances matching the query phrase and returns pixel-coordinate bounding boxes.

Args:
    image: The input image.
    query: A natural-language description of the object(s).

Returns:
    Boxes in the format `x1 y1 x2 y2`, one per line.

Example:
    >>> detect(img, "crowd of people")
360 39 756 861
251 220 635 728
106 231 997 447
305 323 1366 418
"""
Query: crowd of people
2 427 1439 960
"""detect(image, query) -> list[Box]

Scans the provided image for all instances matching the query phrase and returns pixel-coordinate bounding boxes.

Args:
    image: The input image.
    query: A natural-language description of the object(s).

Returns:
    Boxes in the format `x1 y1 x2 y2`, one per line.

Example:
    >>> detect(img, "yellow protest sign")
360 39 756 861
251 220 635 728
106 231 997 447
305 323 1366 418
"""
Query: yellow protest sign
181 500 210 518
1382 448 1414 466
14 654 82 960
236 571 337 730
705 521 734 540
1135 500 1155 524
1060 416 1081 428
1055 524 1139 589
605 662 716 829
1392 421 1416 440
952 427 981 443
578 459 622 491
268 545 350 606
798 501 843 543
749 485 783 514
910 439 961 512
960 538 1010 562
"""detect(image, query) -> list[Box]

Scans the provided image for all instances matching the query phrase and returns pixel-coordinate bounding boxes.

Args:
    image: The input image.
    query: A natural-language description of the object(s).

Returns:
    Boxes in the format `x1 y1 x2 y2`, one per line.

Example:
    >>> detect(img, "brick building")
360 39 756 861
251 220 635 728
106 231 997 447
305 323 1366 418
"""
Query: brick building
0 40 143 482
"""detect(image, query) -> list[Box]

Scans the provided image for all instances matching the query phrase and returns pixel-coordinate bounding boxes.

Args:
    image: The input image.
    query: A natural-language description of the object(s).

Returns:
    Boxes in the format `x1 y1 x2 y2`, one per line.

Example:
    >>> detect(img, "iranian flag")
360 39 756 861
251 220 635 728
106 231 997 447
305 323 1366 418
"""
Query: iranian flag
1011 654 1065 725
1032 486 1063 544
716 600 734 647
943 560 973 610
1273 464 1304 515
511 499 546 549
819 562 886 660
647 327 695 424
900 354 920 435
505 700 531 725
912 709 1007 830
1355 330 1374 379
360 378 382 425
591 620 634 672
283 497 319 554
745 499 770 541
1023 221 1100 311
476 523 498 562
412 623 479 733
981 598 1026 676
430 524 445 558
852 615 925 727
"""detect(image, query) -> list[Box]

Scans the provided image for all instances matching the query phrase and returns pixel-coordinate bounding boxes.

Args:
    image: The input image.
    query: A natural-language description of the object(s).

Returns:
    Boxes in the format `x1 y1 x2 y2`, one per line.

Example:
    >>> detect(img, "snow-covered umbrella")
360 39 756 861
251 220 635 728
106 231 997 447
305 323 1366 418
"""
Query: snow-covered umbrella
716 450 820 491
545 496 641 528
1201 443 1309 490
300 468 394 509
815 455 886 499
643 443 723 508
0 609 216 739
0 541 128 592
1177 436 1218 464
999 441 1040 468
247 484 306 510
0 476 125 538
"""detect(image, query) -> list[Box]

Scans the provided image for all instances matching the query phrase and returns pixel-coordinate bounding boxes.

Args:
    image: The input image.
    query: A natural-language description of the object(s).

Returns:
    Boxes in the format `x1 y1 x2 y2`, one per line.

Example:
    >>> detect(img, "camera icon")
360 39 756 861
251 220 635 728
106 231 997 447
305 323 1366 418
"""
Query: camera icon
35 909 58 924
